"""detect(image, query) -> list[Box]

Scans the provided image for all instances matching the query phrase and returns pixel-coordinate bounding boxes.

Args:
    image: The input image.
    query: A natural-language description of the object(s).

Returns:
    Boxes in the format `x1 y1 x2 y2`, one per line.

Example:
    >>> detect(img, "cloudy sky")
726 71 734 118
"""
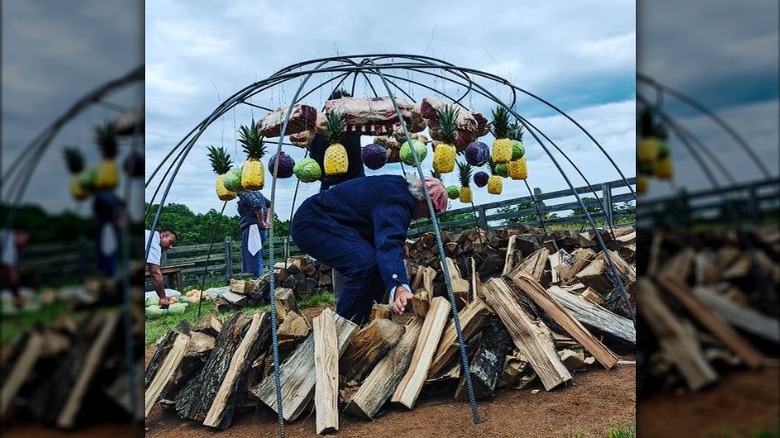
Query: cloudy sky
637 0 779 200
145 0 637 226
1 1 143 217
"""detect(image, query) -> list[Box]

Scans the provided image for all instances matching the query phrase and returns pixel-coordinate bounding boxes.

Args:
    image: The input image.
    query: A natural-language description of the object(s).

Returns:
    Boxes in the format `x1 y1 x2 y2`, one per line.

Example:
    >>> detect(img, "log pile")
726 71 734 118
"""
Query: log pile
2 294 146 430
145 226 639 433
636 226 779 397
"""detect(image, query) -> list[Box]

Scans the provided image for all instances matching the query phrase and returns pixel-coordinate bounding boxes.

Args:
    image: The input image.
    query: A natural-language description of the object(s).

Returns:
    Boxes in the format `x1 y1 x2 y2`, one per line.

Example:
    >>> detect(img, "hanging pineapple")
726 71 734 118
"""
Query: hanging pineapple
94 123 119 190
637 107 657 165
487 158 503 195
490 106 513 164
654 122 673 180
207 145 237 201
63 147 89 200
323 111 348 176
507 122 527 180
432 105 459 173
457 160 473 203
238 120 266 190
637 174 648 194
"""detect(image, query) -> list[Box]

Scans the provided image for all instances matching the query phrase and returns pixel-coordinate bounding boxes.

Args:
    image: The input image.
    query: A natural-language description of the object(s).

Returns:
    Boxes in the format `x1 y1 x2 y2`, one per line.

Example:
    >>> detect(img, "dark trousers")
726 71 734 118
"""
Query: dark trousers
291 204 384 326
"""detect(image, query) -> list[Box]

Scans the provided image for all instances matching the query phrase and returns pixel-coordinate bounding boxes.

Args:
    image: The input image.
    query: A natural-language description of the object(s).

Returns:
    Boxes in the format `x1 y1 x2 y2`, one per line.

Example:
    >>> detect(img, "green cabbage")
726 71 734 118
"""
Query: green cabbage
511 140 525 160
223 167 245 192
446 185 460 199
293 157 322 182
399 139 428 165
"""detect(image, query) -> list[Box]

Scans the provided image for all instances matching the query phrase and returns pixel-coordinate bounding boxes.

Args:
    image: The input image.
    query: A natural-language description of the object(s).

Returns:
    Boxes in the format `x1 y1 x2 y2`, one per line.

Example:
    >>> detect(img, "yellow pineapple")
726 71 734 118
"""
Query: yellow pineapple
507 122 527 180
457 160 473 203
238 119 266 190
655 157 673 179
63 147 89 200
487 158 503 195
490 106 513 164
637 174 648 194
508 157 528 180
323 111 348 175
94 123 119 190
207 145 236 201
432 105 458 173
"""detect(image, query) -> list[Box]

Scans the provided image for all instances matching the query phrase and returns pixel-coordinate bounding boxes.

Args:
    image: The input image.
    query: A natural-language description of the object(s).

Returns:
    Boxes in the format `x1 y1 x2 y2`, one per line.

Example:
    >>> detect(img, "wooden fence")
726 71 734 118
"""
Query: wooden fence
18 176 636 289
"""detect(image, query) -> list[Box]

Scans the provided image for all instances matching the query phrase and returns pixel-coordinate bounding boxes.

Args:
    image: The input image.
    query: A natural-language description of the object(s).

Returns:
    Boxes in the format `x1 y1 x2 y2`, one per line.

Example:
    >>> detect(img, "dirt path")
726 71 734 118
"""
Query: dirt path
144 359 635 438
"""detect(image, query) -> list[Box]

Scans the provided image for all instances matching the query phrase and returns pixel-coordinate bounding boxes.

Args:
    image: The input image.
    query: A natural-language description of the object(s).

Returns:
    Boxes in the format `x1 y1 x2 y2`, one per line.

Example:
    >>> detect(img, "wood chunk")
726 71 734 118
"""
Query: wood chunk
501 234 518 276
647 232 663 276
313 309 339 434
547 286 635 345
515 248 550 282
579 287 602 305
392 297 451 409
428 298 490 378
444 258 469 308
657 277 764 369
230 278 256 295
186 331 216 358
459 315 514 399
144 324 191 418
193 314 223 337
1 332 44 418
370 303 392 321
251 312 358 422
691 286 779 343
278 311 310 341
548 251 562 284
482 278 572 390
411 288 431 319
636 279 717 391
274 287 299 322
659 247 695 282
509 271 618 369
340 319 404 384
218 291 251 307
345 317 422 420
57 311 121 429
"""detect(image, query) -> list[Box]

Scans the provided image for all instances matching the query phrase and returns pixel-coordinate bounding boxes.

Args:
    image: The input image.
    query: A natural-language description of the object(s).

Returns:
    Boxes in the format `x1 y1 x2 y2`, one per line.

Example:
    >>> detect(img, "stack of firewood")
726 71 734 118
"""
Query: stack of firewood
636 225 779 396
144 226 640 433
1 294 145 430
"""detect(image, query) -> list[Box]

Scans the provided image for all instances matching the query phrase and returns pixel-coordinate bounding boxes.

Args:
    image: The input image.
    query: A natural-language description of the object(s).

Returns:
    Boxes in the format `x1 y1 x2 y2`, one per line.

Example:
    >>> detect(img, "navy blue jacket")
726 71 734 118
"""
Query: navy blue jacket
295 174 414 291
308 131 365 191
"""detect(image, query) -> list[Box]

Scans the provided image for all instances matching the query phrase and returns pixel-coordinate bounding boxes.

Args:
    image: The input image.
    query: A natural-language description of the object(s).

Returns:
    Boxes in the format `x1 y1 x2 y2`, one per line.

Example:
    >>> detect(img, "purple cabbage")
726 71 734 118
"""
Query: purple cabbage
268 151 295 178
361 143 388 170
465 141 490 166
473 171 489 188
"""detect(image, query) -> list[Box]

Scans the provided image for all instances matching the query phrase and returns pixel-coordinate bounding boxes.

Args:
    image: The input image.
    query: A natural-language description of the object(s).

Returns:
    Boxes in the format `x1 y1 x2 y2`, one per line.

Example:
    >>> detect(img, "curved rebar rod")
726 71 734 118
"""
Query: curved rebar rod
637 73 772 179
195 201 228 321
524 179 549 237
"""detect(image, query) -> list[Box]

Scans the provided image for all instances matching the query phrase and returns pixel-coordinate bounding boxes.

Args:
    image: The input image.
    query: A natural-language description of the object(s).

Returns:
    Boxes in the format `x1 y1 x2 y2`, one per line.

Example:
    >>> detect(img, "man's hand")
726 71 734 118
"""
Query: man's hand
158 296 170 309
391 286 414 315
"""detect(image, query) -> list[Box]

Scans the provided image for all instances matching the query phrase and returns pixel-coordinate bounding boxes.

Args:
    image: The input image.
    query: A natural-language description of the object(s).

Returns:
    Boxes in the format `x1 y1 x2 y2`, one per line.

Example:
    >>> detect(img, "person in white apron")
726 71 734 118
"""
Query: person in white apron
236 190 272 278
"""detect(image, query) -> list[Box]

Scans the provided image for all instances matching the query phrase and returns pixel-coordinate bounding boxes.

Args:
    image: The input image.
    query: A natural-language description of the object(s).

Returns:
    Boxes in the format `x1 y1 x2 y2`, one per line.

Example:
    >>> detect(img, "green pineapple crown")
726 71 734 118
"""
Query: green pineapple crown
654 121 668 140
206 145 233 174
238 119 266 159
95 123 118 159
436 104 460 144
490 106 511 139
457 160 473 187
63 147 85 174
509 121 524 142
324 111 345 145
430 169 442 181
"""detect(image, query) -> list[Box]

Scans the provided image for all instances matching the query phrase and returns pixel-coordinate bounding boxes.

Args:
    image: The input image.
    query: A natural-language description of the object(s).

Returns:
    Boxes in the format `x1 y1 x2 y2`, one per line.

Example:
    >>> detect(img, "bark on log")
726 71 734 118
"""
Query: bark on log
427 298 490 378
691 286 780 343
459 315 514 399
546 286 635 345
144 321 192 418
340 319 404 384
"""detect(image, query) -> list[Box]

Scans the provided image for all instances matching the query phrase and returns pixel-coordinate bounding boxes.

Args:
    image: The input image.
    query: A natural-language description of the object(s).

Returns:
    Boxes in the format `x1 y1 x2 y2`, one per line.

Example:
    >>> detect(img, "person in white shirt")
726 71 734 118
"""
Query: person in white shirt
145 228 177 308
1 227 31 309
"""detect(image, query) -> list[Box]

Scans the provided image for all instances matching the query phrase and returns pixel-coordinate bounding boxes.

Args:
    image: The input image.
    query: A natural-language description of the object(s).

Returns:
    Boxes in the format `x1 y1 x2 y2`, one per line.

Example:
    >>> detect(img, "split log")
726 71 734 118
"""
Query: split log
230 278 256 295
1 331 44 418
251 312 358 421
411 288 430 319
509 271 618 369
501 234 518 276
579 287 602 305
546 286 635 345
482 278 572 391
56 311 121 429
203 312 270 430
277 311 311 354
144 321 191 417
636 279 717 391
274 287 299 322
657 277 764 369
691 286 780 343
104 360 144 421
175 313 248 421
340 319 404 384
444 258 469 308
428 298 490 378
515 248 550 282
370 304 392 321
344 317 423 420
659 247 695 282
313 309 339 434
458 315 514 399
193 314 223 338
392 296 451 409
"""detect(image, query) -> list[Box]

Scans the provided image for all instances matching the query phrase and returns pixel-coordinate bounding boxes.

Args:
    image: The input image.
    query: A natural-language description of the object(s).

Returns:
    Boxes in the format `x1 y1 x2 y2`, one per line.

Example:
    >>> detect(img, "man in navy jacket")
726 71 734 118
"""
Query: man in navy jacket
291 174 448 325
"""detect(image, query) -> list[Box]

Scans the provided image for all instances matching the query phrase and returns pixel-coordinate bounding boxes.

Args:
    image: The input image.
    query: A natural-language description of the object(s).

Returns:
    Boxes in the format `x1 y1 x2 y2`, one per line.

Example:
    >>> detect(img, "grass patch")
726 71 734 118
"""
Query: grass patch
297 292 335 309
607 418 636 438
2 301 70 345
